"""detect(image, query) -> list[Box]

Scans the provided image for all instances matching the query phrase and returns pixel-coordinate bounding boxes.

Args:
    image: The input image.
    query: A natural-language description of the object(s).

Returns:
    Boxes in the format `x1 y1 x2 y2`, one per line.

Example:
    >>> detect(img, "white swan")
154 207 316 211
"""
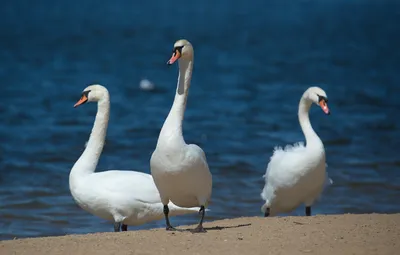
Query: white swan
150 40 212 233
261 86 332 217
70 84 201 232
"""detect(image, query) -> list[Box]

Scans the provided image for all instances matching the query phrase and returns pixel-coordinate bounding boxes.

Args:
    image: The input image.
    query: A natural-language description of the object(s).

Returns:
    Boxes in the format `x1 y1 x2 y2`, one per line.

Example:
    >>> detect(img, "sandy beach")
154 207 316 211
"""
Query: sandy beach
1 214 399 255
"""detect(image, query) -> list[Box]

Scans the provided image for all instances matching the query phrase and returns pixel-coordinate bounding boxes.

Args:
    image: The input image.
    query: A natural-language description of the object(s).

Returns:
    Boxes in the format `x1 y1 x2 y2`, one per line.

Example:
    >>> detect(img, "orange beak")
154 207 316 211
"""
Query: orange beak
167 50 181 65
319 100 330 115
74 94 88 108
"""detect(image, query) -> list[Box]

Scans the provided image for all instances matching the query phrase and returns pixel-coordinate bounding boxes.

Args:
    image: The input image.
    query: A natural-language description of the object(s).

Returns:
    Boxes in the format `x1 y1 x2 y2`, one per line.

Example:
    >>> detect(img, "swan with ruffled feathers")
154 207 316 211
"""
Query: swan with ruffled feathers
70 84 202 232
150 40 212 233
261 86 333 217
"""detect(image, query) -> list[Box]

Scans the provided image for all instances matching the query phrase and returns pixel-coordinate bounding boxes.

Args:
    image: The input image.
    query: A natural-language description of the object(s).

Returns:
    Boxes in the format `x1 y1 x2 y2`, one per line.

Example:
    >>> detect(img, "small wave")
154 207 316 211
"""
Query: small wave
5 199 51 210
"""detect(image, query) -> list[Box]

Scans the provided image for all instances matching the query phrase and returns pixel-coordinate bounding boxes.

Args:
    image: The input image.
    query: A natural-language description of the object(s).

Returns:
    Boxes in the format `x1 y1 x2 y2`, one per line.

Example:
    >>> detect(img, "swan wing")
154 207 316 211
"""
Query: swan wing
185 144 212 205
264 142 308 184
261 142 311 207
87 170 162 204
186 144 207 166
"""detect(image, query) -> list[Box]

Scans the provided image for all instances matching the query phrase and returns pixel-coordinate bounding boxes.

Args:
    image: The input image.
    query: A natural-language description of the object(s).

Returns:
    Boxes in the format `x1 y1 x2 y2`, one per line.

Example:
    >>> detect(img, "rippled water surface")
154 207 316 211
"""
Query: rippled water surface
0 0 399 240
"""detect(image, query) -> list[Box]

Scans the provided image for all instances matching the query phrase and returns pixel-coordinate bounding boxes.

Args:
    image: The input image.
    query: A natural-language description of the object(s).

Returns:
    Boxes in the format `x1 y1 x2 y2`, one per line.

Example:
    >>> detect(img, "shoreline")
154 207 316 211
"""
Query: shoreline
1 213 399 255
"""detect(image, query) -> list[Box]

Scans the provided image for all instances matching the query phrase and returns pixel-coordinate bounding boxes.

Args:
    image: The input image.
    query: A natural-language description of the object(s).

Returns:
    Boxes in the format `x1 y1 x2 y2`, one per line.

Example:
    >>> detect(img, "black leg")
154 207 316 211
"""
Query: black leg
163 205 176 231
305 206 311 216
114 222 121 232
121 224 128 231
191 205 207 233
264 207 270 217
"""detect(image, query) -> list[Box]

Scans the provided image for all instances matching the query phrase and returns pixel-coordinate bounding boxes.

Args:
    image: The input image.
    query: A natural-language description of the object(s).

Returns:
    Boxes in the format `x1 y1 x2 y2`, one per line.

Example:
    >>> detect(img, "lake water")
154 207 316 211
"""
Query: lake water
0 0 399 240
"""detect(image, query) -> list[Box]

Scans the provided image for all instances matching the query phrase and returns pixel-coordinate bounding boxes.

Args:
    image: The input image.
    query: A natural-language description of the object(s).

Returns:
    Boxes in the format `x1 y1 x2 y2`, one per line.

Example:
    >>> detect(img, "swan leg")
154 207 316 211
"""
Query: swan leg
121 224 128 231
264 207 270 217
113 222 121 232
305 206 311 216
191 205 207 233
163 205 176 231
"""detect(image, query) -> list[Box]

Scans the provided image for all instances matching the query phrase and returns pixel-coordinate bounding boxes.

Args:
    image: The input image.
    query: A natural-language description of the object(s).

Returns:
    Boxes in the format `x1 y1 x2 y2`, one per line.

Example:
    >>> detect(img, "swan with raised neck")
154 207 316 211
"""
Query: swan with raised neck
150 39 212 233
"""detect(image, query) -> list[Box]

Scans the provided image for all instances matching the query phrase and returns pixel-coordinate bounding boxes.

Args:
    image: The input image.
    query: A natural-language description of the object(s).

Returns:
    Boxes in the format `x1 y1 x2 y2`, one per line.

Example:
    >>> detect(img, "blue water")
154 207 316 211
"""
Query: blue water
0 0 399 240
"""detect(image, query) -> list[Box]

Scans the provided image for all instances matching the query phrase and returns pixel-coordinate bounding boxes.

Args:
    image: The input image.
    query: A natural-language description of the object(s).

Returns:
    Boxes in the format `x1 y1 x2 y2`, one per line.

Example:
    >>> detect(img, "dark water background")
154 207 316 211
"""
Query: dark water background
0 0 399 240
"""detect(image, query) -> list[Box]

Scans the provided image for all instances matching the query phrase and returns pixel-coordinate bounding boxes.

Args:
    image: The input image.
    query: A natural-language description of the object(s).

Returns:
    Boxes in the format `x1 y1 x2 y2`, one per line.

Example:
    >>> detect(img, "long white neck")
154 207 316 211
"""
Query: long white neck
298 97 323 149
158 59 193 144
70 95 110 182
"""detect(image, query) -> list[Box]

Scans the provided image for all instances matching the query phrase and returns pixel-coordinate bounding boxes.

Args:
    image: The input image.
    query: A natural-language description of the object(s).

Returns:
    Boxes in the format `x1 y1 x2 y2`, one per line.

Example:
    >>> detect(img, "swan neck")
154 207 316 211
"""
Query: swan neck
298 97 322 148
161 59 193 139
177 59 193 96
70 96 110 178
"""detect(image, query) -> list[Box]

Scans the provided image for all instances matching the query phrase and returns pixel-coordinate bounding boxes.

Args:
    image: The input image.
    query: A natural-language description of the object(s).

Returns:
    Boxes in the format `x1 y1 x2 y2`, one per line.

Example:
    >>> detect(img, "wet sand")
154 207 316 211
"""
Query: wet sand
1 214 399 255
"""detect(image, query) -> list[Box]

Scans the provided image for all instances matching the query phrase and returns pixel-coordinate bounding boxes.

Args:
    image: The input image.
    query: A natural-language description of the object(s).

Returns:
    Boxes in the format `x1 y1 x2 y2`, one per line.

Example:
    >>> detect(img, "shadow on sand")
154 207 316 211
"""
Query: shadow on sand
178 223 252 233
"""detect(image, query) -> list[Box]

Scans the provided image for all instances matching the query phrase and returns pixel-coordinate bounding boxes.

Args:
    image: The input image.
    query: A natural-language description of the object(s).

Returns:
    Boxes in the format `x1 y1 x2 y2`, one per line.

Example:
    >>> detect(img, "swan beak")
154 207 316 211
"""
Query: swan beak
74 94 88 108
319 101 330 115
167 50 181 65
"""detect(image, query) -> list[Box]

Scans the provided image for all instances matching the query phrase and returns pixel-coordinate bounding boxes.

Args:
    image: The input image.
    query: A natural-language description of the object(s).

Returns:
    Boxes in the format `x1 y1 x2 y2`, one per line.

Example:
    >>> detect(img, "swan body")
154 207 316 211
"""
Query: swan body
150 40 212 232
261 86 332 217
70 84 201 232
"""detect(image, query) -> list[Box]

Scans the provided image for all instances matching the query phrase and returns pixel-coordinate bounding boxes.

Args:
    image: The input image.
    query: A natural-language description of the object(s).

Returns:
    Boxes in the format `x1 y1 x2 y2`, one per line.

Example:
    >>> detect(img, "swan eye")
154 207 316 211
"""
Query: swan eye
83 90 91 97
81 90 91 100
317 94 328 103
317 94 330 115
74 90 91 108
172 46 184 55
167 46 184 65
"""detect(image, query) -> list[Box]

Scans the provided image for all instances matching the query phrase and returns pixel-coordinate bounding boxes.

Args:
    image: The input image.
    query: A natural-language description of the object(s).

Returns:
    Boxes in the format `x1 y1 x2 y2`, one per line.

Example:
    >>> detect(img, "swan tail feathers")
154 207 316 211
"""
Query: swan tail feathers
167 204 205 216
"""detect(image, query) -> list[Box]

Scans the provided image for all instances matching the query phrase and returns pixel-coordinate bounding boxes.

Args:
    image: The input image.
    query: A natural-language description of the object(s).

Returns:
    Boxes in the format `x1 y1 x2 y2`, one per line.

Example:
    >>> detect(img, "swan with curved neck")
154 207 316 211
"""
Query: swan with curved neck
261 86 332 217
70 84 202 232
150 39 212 233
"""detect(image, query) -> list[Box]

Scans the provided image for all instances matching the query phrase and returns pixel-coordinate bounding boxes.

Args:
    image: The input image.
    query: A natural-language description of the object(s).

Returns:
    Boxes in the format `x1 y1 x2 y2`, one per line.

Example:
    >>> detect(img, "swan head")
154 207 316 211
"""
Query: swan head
304 86 330 115
74 84 108 108
167 39 193 65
